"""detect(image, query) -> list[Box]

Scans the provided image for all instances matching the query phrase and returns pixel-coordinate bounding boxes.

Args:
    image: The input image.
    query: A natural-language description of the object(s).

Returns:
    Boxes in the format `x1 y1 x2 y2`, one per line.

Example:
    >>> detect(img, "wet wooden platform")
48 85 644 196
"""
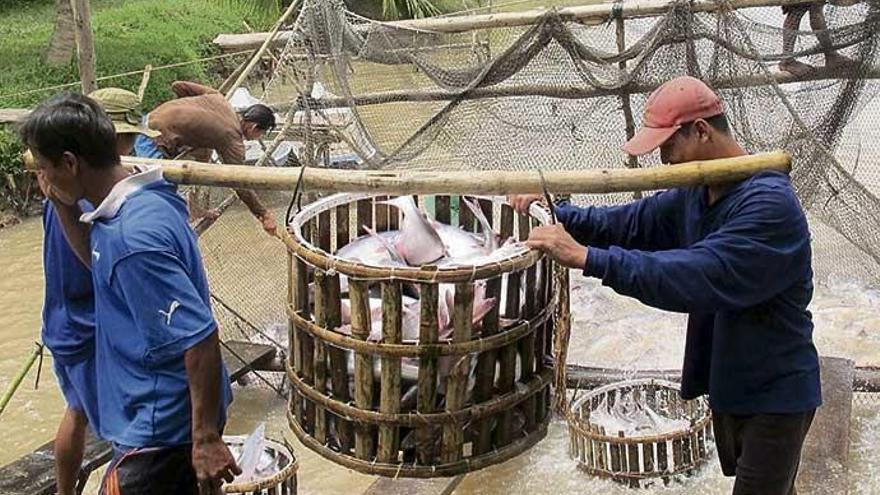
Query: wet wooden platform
362 475 465 495
0 340 277 495
797 356 854 495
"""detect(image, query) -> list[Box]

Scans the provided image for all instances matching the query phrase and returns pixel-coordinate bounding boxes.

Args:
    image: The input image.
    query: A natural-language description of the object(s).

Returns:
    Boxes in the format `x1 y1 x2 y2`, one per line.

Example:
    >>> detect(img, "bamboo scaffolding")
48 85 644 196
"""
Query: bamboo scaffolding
216 0 818 50
71 151 791 196
280 67 880 109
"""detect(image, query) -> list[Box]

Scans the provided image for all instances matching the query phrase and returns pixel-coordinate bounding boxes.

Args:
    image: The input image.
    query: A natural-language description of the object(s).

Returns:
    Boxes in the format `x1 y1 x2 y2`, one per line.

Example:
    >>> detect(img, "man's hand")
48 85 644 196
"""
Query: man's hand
507 194 546 216
259 211 277 236
37 171 78 207
192 434 241 494
525 224 588 269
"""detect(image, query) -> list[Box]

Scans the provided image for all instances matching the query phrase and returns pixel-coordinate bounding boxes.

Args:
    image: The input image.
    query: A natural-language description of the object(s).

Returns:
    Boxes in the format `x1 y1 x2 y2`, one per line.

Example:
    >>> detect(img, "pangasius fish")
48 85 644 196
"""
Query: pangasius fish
383 196 447 266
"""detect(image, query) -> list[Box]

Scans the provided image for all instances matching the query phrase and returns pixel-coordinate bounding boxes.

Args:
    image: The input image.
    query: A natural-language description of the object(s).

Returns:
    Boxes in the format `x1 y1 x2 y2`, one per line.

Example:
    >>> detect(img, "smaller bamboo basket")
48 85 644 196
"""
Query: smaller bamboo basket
566 379 712 488
223 436 299 494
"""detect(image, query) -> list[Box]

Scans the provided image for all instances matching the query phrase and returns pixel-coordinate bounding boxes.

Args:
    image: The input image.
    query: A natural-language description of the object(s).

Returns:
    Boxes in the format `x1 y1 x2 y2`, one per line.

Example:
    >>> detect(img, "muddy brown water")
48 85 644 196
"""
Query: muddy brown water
1 209 879 494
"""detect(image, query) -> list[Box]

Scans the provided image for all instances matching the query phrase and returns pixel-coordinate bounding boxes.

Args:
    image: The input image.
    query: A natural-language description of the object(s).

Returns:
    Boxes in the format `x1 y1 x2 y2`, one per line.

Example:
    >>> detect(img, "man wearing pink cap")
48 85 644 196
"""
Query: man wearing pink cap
512 76 818 494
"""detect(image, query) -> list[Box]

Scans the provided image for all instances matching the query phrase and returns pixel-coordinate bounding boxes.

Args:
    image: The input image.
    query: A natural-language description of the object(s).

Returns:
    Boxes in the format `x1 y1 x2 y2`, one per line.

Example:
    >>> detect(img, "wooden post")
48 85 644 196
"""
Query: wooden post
313 270 329 445
519 214 537 432
224 0 302 98
378 281 402 464
71 0 97 94
47 0 76 67
615 16 642 199
495 205 518 447
296 222 315 432
435 195 451 225
326 272 352 453
553 265 571 414
350 279 375 460
137 65 152 102
441 283 474 464
472 276 501 455
416 283 440 465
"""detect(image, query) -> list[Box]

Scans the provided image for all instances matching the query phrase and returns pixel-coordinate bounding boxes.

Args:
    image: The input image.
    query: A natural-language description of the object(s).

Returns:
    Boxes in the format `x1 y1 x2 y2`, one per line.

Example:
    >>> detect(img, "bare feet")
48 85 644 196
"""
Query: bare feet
779 58 816 78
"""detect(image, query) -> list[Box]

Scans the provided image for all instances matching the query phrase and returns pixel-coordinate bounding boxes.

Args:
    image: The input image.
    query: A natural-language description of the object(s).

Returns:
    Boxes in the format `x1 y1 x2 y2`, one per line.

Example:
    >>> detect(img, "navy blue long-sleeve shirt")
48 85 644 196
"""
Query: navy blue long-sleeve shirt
557 170 820 414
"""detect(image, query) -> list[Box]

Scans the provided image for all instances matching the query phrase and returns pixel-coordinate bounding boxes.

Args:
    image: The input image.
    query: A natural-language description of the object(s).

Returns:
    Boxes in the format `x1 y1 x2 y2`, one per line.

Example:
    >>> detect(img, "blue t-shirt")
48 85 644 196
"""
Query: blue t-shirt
42 201 95 365
87 172 231 448
558 170 820 415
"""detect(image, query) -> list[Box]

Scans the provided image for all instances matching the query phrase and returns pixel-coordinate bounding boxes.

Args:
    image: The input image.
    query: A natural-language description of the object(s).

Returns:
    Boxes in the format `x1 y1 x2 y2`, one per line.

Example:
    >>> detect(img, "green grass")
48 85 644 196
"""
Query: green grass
0 0 281 212
0 0 280 110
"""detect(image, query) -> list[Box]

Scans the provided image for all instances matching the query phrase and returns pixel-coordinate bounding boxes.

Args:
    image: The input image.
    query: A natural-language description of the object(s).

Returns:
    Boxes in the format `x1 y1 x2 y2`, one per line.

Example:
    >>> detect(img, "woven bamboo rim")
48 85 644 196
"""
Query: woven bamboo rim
566 378 712 445
287 360 552 426
287 409 550 478
281 193 551 283
223 437 299 493
287 305 550 357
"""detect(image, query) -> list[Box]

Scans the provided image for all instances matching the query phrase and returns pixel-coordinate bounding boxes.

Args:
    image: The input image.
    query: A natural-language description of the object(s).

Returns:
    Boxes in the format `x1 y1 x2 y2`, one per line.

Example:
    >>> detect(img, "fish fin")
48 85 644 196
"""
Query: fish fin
363 225 406 265
462 196 498 251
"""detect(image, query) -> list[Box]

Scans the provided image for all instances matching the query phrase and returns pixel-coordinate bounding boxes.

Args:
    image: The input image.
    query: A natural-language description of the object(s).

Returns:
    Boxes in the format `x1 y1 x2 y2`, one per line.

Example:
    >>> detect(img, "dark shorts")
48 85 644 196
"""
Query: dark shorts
713 410 815 495
100 444 197 495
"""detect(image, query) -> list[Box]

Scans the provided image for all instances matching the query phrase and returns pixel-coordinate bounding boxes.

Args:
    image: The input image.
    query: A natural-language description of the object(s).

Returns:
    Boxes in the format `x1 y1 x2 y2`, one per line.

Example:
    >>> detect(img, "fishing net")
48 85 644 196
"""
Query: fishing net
193 0 880 380
252 0 880 285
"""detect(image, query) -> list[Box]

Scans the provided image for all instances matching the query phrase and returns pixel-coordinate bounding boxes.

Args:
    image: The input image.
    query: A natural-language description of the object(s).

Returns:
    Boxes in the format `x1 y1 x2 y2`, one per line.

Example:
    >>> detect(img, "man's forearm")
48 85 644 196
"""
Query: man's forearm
53 202 91 268
185 331 223 442
234 188 268 220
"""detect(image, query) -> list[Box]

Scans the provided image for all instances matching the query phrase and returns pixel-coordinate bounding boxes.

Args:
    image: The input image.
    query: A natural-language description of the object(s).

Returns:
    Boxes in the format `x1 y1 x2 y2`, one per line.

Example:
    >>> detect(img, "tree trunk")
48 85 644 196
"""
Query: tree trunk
46 0 76 67
71 0 98 94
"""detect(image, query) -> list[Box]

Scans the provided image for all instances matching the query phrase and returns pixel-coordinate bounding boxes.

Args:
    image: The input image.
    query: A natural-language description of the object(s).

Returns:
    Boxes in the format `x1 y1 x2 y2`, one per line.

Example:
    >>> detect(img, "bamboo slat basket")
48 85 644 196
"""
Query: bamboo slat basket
281 193 557 477
567 379 712 488
223 436 298 494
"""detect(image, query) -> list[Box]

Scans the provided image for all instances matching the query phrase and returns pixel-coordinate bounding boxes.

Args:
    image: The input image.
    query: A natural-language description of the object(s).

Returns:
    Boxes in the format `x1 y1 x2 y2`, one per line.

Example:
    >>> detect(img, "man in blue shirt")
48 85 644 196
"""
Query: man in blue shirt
512 77 819 494
22 92 238 494
37 86 158 495
40 198 99 495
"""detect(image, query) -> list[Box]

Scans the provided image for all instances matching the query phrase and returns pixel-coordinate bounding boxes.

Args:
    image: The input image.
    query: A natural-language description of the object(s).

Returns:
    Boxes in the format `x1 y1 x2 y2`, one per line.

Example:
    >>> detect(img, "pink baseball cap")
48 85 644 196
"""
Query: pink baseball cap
623 76 724 156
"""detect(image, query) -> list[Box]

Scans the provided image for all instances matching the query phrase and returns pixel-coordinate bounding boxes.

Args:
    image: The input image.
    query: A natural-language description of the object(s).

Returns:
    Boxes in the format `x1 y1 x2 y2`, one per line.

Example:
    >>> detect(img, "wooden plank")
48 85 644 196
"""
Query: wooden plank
221 340 277 382
796 356 854 495
0 432 110 495
361 474 465 495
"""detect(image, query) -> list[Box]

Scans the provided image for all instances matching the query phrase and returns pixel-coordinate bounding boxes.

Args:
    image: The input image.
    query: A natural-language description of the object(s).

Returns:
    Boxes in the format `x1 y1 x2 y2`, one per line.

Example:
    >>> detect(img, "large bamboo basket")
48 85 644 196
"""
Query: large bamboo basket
281 193 557 477
567 379 712 488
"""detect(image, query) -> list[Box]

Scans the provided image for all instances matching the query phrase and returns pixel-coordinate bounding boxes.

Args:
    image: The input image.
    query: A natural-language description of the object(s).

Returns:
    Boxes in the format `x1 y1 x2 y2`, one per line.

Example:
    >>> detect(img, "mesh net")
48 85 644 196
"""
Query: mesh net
251 0 880 286
192 1 880 389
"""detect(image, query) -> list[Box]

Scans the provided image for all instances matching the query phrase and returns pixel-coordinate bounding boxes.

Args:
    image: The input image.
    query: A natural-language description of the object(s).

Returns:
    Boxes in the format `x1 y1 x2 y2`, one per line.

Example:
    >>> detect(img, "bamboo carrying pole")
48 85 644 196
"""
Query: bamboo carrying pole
70 0 97 94
216 0 818 49
30 151 790 195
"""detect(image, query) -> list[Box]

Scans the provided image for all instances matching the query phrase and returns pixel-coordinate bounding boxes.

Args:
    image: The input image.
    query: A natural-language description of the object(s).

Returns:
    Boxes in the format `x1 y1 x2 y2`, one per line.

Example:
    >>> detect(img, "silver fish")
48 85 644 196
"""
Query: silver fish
383 196 447 266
